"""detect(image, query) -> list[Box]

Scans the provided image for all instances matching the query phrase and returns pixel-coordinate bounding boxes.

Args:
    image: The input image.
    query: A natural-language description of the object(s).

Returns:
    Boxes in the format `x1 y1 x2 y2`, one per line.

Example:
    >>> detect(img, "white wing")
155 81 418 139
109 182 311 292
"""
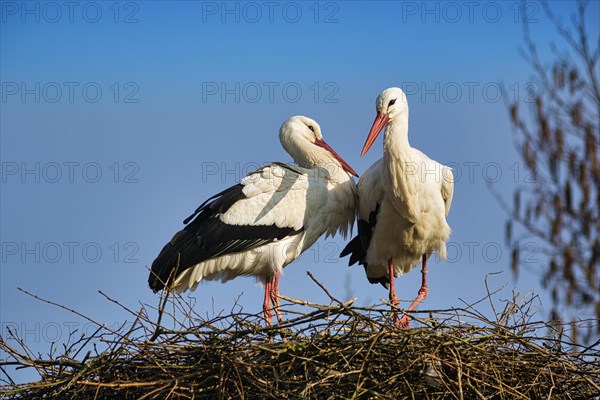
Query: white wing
357 159 385 222
220 162 327 231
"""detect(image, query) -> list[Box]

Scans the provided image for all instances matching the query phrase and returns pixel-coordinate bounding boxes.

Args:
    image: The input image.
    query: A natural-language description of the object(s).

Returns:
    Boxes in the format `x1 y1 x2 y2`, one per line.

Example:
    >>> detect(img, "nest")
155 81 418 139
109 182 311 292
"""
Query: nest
1 278 599 399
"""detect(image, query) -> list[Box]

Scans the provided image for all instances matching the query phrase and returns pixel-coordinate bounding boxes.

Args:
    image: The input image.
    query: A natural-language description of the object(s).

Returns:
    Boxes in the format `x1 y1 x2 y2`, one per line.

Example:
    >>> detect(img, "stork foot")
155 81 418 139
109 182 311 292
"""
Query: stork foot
397 315 410 329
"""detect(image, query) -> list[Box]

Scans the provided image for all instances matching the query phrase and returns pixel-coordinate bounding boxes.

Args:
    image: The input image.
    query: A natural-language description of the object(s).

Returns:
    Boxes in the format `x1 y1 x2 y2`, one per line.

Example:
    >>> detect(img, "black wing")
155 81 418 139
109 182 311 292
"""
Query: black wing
149 182 303 292
340 204 388 287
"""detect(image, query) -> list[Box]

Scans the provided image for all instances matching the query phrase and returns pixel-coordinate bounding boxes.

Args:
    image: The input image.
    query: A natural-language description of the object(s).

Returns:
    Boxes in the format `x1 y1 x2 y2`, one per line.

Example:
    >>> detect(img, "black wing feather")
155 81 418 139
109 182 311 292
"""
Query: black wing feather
340 204 388 287
149 181 303 292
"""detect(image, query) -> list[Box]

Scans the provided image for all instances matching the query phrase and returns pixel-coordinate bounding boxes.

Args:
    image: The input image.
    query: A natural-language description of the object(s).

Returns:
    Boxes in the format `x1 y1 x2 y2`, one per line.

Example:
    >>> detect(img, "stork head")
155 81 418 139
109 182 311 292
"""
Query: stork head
280 116 357 177
361 87 409 157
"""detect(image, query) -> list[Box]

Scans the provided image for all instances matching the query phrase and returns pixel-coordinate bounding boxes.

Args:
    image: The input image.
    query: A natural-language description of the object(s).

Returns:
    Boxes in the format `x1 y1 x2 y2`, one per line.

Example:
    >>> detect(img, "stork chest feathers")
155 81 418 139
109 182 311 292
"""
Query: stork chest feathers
321 169 358 240
296 164 357 248
371 145 452 272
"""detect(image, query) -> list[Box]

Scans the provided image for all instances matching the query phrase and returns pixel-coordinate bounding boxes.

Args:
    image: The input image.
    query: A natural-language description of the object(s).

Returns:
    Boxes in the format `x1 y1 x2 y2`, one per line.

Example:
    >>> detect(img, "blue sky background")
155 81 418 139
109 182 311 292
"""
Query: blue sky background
2 0 598 383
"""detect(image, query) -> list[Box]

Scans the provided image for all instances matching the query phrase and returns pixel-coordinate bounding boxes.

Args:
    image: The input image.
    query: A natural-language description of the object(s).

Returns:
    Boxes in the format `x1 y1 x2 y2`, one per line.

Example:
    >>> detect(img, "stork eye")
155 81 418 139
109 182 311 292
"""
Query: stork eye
307 125 315 133
388 99 397 106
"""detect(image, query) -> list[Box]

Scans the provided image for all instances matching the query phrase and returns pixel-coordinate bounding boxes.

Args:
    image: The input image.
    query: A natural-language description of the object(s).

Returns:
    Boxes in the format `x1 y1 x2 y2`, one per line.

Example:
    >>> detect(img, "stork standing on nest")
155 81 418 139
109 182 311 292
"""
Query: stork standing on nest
149 116 357 326
341 88 454 328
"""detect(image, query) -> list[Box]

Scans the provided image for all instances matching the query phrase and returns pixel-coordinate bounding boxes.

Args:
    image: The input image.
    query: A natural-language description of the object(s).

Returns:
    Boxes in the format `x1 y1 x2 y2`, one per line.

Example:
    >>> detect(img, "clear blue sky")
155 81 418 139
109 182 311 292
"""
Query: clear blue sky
2 0 597 383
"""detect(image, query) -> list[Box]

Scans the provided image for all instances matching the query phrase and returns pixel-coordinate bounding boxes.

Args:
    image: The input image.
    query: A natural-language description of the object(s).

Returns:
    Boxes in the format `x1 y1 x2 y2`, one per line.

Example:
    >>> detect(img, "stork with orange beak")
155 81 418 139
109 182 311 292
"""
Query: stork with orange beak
150 116 358 325
342 88 454 328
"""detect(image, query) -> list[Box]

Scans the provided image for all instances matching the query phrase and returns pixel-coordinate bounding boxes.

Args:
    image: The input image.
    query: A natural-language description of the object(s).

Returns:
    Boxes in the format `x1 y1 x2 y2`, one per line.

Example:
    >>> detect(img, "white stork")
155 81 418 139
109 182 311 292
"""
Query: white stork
341 87 454 328
149 115 358 325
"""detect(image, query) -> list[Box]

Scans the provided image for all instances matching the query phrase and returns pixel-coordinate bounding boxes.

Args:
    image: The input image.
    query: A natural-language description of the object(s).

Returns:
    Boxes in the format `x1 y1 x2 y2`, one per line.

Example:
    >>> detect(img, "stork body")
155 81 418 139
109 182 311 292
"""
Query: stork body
150 116 357 325
341 88 454 328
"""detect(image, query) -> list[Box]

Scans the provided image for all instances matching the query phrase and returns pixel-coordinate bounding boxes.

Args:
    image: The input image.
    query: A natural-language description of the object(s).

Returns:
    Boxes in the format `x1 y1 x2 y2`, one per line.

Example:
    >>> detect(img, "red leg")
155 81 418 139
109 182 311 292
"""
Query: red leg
263 275 273 326
388 259 401 328
399 254 429 329
269 271 283 324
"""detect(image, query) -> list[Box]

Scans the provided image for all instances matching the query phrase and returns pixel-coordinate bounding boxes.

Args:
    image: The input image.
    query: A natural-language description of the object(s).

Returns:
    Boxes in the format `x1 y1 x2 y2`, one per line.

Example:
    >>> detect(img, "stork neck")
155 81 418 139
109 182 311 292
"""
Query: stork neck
288 141 350 181
383 115 411 159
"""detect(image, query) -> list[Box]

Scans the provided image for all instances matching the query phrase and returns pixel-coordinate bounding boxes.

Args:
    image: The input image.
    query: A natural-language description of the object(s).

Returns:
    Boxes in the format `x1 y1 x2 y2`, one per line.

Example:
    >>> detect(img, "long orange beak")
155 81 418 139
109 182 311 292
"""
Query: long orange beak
361 112 389 157
314 138 358 177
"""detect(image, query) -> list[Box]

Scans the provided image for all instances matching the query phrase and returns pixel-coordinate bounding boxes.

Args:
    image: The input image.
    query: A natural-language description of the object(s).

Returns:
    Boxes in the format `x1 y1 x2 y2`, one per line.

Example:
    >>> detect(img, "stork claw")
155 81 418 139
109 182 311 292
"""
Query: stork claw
397 315 411 329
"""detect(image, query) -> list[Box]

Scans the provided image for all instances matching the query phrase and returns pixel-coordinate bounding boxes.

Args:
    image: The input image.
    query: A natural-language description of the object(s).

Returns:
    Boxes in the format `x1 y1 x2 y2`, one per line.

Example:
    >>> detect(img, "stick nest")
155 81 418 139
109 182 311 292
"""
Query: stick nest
1 283 599 399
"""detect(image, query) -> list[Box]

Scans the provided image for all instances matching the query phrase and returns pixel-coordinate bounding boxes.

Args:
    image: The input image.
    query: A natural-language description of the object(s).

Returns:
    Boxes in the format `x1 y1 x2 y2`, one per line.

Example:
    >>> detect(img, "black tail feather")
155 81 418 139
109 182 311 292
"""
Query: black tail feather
340 203 388 288
340 235 365 266
149 229 197 292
